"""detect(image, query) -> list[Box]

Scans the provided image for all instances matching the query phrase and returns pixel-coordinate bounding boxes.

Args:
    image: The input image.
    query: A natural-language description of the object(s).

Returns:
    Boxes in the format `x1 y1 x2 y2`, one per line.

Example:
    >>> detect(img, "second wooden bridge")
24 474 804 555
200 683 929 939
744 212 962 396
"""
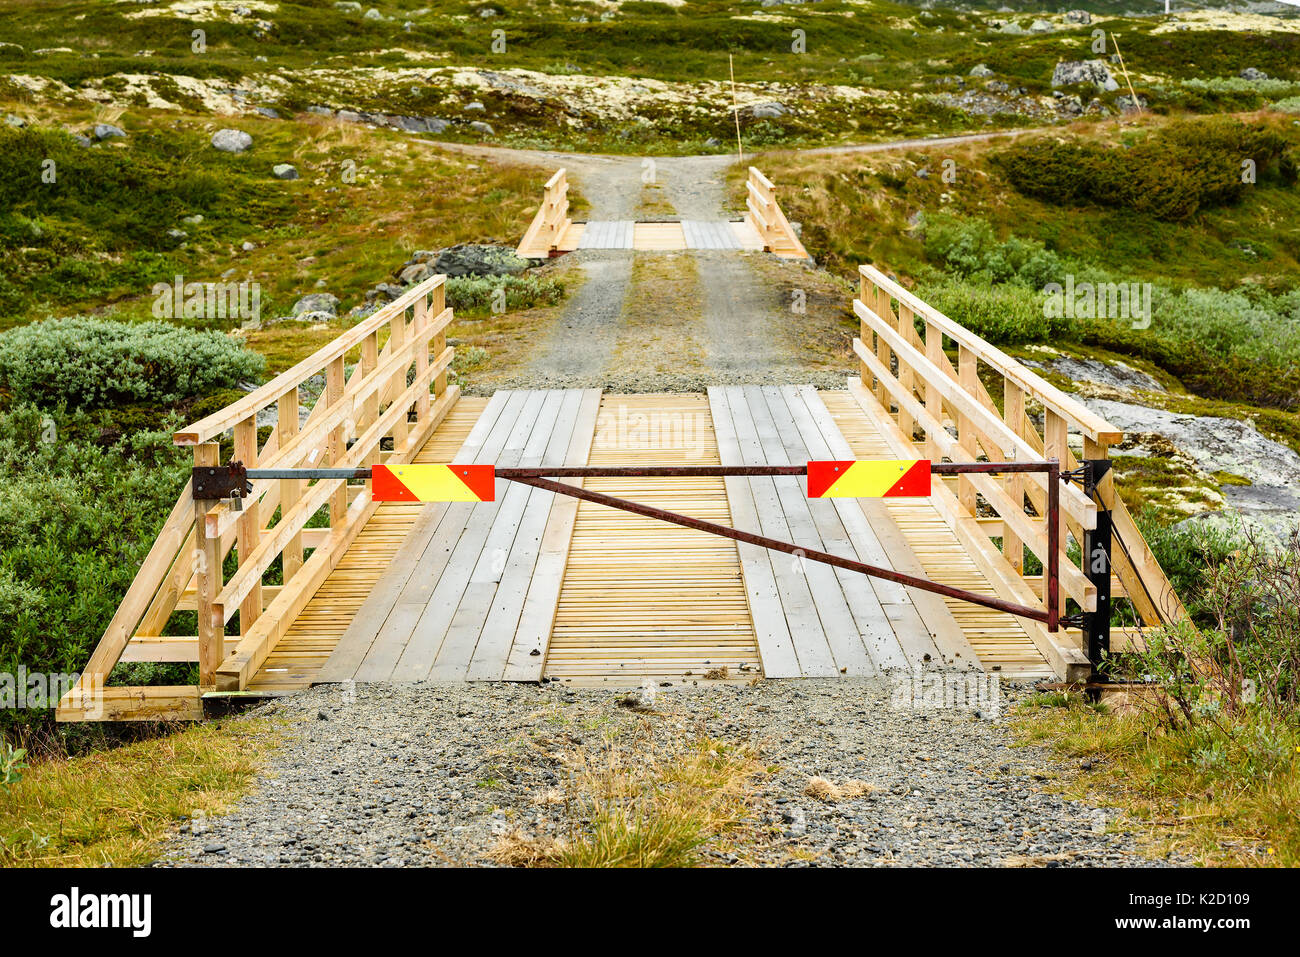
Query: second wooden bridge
58 264 1185 721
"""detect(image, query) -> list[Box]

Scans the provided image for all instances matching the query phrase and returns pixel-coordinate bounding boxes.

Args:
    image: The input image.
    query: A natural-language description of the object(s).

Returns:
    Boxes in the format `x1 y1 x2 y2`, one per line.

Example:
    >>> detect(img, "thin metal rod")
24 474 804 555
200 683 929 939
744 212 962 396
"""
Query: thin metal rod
244 461 1058 482
247 468 373 480
505 473 1051 625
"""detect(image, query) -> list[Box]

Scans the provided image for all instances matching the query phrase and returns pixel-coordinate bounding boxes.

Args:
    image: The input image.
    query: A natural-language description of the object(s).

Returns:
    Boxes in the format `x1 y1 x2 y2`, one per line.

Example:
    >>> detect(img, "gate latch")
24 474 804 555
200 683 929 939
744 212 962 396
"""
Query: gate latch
192 461 253 501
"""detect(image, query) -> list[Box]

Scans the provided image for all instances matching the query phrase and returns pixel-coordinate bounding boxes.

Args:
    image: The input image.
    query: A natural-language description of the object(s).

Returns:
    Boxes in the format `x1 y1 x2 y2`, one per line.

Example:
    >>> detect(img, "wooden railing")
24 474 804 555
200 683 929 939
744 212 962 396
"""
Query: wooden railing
851 264 1186 679
515 168 571 258
57 274 458 721
744 167 808 259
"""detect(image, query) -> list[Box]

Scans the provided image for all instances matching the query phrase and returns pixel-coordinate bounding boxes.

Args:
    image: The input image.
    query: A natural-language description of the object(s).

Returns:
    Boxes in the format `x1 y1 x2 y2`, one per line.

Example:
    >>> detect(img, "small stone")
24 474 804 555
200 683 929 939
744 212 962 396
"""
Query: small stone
93 123 126 140
211 128 254 153
272 163 300 180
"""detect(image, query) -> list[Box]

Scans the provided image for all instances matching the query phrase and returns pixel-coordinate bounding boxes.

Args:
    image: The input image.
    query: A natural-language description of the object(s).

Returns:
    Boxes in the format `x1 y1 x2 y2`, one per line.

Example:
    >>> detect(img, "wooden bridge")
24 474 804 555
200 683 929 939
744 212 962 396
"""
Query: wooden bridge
516 167 809 259
58 262 1184 721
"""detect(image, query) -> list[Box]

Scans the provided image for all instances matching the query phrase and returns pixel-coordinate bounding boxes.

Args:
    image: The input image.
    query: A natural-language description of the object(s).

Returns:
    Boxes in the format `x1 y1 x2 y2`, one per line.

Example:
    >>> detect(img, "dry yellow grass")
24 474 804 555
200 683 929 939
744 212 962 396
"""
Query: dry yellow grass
0 719 279 867
491 717 769 868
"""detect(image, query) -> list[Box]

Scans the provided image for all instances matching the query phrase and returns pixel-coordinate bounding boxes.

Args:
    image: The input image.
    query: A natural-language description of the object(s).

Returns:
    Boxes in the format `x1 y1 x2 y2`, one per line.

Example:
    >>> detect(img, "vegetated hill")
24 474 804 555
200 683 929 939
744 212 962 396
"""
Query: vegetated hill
1 1 1297 153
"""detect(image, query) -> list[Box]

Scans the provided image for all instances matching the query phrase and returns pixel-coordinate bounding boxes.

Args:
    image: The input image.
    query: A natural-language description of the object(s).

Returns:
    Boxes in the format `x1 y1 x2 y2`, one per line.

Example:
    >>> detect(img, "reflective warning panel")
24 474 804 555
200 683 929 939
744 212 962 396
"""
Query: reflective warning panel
806 460 930 498
372 464 496 502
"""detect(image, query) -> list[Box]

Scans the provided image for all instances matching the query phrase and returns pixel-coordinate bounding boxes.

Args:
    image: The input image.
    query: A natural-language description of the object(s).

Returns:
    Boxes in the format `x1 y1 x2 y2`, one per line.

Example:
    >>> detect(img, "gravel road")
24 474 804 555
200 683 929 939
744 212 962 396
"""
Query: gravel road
160 680 1172 868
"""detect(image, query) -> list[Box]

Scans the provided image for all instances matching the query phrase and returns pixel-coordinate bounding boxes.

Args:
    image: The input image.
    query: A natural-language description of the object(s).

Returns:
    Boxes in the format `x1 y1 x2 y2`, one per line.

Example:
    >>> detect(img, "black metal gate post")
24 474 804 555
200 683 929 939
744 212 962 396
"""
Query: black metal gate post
1081 459 1114 682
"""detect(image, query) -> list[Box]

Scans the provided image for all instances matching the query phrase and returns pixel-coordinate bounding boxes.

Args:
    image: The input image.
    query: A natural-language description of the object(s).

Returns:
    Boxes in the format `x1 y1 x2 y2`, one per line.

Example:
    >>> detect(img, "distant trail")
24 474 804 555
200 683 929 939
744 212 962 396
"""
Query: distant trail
417 126 1054 168
435 128 1052 391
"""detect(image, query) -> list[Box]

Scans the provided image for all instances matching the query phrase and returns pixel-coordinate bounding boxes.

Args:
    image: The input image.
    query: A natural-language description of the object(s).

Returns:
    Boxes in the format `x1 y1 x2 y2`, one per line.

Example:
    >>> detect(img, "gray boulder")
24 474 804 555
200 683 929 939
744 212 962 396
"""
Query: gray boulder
93 123 126 140
272 163 299 180
398 262 435 285
292 292 340 317
468 120 494 135
1051 60 1119 92
1239 67 1269 81
433 244 530 278
334 1 362 9
211 128 253 152
1029 19 1054 32
1065 9 1091 24
969 64 994 78
745 101 791 119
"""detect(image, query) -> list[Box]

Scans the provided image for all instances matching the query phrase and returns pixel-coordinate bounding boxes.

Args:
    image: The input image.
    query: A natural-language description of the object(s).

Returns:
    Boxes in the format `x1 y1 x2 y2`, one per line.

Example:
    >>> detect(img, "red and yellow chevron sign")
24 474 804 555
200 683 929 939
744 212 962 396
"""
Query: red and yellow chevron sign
372 464 496 502
806 460 930 498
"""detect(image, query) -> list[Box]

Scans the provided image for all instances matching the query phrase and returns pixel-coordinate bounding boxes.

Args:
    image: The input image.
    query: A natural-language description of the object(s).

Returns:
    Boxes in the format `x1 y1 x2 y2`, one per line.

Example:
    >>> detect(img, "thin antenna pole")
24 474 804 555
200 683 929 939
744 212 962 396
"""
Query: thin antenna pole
729 53 744 163
1111 35 1142 116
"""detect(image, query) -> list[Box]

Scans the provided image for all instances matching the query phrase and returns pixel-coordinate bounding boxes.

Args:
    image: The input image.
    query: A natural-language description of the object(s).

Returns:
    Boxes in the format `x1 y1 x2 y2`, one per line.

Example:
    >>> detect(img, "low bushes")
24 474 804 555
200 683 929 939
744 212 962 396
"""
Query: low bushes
993 118 1294 222
0 405 194 738
0 316 264 409
445 274 565 316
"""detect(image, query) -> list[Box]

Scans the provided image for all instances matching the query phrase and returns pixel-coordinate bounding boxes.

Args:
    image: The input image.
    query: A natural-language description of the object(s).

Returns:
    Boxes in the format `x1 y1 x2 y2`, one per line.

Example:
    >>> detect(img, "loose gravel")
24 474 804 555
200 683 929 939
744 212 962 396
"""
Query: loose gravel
159 679 1175 868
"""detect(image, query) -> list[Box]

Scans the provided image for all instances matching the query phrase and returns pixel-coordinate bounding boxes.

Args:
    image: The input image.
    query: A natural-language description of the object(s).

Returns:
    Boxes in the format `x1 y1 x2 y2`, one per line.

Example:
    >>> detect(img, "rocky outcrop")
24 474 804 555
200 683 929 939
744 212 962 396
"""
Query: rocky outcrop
1051 60 1120 92
1084 397 1300 530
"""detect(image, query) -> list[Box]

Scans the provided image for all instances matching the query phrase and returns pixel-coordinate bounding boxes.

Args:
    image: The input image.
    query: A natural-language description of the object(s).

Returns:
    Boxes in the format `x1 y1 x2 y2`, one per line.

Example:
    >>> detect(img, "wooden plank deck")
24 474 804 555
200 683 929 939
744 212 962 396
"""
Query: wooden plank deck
254 387 1053 691
822 390 1054 679
316 389 601 683
246 397 489 692
567 220 763 253
544 393 762 686
709 385 975 677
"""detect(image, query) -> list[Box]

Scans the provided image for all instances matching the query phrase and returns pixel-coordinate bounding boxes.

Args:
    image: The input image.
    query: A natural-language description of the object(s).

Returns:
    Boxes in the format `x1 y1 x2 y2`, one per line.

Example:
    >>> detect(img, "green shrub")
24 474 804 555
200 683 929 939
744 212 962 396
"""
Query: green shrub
993 118 1292 222
1273 97 1300 114
917 275 1072 345
920 213 1068 289
0 316 264 409
0 405 194 737
445 273 565 315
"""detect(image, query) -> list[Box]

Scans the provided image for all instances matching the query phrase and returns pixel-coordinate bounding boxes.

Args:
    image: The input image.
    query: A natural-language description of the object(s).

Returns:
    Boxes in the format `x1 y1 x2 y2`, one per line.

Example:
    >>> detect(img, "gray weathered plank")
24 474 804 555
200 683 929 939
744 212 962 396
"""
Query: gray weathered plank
707 388 801 678
316 390 513 683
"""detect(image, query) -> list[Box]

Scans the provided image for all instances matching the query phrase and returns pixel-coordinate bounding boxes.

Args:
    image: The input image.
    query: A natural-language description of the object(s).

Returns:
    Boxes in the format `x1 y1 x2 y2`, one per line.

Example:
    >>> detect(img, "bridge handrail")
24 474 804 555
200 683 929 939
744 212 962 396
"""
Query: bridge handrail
58 273 459 721
853 263 1187 649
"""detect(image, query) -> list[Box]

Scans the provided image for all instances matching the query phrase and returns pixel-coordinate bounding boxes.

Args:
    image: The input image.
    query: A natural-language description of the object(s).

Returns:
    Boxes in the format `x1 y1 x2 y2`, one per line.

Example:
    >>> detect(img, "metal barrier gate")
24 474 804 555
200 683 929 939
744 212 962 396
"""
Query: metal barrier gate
193 457 1118 674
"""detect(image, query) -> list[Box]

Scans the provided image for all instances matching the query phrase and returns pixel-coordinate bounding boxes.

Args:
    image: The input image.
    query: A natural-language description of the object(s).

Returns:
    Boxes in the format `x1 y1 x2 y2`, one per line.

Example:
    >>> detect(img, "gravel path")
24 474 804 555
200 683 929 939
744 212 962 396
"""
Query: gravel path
160 680 1173 868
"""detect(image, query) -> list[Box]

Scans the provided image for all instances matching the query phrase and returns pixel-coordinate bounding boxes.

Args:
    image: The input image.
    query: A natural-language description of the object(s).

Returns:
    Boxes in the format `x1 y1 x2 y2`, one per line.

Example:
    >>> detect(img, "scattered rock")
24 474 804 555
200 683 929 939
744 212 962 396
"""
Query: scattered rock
745 101 791 119
363 7 384 20
1029 19 1054 33
211 128 254 153
1065 9 1091 24
1051 60 1120 92
272 163 300 180
468 120 494 135
1239 67 1269 81
93 123 126 140
432 244 530 278
618 680 658 712
292 293 340 318
968 64 994 78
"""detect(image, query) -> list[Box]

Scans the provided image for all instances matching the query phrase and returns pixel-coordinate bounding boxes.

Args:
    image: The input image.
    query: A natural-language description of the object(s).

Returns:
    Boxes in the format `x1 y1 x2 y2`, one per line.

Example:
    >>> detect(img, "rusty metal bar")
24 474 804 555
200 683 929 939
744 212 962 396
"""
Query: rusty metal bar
505 472 1055 626
200 458 1066 631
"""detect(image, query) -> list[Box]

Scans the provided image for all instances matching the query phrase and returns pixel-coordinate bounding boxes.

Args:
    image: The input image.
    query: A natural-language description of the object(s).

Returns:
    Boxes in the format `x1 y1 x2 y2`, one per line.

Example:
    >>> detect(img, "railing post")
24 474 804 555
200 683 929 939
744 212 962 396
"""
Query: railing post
1003 378 1026 573
388 309 409 450
326 355 347 527
897 303 915 442
360 330 380 464
1044 410 1068 615
276 388 303 581
956 345 978 513
233 415 262 635
857 272 871 390
193 442 222 688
